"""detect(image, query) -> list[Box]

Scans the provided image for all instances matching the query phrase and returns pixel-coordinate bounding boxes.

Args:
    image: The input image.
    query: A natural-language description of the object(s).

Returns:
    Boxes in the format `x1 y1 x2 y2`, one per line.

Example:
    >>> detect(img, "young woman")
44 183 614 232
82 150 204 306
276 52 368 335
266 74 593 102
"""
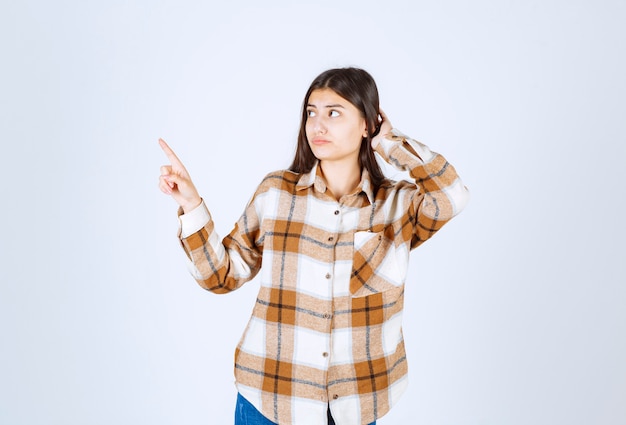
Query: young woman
158 68 470 425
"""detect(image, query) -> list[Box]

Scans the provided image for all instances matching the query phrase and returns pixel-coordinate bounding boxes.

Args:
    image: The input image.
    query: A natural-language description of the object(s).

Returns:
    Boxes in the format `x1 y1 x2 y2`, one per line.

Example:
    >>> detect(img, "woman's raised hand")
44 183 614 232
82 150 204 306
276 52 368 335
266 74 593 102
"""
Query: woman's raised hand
371 109 393 149
158 138 202 213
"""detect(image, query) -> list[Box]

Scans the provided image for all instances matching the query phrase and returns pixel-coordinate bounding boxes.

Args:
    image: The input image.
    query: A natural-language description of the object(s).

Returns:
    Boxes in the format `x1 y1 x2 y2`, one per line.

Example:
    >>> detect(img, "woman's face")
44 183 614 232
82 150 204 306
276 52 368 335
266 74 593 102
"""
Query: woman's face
305 88 367 166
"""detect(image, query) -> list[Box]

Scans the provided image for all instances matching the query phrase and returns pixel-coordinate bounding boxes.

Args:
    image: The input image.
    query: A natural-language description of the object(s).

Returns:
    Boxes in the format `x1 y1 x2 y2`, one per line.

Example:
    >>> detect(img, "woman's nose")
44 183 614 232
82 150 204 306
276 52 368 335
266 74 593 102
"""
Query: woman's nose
313 117 327 134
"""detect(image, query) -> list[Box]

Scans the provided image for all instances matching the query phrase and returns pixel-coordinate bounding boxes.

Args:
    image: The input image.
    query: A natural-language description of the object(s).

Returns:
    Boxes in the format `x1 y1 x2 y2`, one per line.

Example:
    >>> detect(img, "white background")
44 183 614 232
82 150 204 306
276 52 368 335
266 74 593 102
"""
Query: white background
1 0 625 424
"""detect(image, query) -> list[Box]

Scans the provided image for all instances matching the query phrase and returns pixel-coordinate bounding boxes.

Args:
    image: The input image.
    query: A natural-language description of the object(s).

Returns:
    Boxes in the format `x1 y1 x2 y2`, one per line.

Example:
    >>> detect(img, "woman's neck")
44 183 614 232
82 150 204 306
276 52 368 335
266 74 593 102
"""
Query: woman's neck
319 160 361 201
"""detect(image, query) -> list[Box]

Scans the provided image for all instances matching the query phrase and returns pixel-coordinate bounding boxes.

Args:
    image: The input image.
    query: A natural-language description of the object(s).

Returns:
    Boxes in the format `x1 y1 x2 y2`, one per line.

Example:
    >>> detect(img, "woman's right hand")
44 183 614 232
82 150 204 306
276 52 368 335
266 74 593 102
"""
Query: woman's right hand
158 138 202 213
371 109 393 150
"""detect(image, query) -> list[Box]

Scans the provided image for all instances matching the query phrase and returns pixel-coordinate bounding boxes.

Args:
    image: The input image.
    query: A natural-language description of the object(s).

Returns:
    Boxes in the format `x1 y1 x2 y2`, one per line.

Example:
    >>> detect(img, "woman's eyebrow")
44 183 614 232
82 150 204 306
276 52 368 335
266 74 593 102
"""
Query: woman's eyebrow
307 103 346 108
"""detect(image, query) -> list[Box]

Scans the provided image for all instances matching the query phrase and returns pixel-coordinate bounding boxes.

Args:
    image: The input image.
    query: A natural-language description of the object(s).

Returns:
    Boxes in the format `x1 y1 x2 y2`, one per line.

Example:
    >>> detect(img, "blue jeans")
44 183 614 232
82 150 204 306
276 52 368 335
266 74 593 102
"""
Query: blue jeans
234 393 376 425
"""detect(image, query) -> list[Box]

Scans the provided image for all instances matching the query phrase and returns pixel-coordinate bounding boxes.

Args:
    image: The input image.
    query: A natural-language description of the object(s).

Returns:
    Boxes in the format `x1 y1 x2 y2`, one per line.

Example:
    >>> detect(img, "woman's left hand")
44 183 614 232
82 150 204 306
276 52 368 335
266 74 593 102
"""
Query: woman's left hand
371 109 393 149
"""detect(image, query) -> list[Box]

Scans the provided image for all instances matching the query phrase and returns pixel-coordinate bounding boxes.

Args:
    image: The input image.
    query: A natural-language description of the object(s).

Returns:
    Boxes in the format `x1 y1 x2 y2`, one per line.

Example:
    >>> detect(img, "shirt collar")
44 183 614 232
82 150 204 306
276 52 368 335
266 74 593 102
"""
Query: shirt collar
295 161 375 205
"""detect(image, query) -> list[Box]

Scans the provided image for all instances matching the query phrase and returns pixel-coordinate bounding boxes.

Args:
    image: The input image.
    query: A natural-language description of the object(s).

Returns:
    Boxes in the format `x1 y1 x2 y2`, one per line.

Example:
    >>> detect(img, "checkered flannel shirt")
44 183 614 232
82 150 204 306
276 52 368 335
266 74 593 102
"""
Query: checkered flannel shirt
177 129 469 425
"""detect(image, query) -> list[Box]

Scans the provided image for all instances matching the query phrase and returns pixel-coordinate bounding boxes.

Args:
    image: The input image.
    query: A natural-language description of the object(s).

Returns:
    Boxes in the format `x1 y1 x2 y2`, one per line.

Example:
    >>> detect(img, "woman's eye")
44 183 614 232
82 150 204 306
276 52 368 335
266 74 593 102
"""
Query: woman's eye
307 110 316 117
329 110 340 117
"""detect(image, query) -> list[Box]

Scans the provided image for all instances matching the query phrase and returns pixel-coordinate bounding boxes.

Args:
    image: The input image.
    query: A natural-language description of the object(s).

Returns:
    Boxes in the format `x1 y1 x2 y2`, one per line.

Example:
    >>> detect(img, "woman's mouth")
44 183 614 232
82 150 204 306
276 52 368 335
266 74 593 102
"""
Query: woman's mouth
311 138 330 145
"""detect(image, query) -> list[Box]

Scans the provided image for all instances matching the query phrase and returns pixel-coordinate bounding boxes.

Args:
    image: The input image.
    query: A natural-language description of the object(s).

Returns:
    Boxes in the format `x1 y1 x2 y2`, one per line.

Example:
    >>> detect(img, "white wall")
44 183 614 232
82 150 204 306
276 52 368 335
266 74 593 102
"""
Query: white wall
1 1 624 424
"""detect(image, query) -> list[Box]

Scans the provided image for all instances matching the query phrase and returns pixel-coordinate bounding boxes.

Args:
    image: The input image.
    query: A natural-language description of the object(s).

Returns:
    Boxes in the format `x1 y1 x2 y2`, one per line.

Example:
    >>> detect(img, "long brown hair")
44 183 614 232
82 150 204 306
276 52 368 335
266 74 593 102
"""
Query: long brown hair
289 67 386 191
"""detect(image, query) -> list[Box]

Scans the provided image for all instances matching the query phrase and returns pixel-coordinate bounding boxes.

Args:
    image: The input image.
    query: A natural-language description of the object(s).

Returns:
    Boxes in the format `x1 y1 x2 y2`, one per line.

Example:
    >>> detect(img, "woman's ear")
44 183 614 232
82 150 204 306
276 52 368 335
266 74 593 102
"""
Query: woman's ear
362 119 369 138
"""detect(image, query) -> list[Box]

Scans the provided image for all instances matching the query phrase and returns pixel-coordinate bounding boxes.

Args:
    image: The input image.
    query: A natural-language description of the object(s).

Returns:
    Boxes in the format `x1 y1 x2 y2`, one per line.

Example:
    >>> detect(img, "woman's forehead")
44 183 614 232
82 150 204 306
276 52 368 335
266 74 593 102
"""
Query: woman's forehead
307 88 352 107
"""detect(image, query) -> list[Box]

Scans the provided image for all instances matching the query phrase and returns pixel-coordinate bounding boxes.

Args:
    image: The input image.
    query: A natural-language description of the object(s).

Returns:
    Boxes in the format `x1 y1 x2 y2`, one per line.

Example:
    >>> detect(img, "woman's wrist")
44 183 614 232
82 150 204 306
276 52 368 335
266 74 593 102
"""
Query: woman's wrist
181 197 203 214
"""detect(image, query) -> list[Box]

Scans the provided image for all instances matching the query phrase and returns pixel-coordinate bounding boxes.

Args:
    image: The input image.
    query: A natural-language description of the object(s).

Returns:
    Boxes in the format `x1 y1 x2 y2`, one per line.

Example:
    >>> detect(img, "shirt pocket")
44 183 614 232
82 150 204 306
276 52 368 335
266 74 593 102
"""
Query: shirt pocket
350 229 406 297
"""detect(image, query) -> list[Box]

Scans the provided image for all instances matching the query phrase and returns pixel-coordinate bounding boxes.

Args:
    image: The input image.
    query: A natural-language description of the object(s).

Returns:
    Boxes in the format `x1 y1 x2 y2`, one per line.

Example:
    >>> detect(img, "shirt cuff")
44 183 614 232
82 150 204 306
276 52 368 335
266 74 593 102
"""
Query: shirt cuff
378 128 435 163
178 200 210 238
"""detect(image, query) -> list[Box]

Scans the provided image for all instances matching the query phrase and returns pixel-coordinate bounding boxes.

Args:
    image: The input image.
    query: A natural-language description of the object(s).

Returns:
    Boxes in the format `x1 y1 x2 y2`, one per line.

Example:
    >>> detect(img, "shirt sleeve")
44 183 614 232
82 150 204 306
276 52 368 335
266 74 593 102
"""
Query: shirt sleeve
176 189 264 294
178 200 210 238
374 128 470 249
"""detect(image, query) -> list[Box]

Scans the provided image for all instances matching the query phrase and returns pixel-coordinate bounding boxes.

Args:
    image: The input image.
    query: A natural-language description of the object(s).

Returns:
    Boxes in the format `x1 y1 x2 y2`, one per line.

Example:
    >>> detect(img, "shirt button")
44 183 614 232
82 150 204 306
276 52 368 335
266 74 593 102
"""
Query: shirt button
322 352 329 357
323 313 331 319
333 394 339 400
325 273 331 279
328 236 334 242
334 210 340 215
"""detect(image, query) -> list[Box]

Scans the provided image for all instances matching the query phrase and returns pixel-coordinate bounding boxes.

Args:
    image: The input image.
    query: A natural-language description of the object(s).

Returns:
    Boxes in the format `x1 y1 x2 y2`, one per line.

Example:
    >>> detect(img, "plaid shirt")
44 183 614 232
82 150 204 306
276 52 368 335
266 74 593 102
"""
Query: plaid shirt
178 129 469 425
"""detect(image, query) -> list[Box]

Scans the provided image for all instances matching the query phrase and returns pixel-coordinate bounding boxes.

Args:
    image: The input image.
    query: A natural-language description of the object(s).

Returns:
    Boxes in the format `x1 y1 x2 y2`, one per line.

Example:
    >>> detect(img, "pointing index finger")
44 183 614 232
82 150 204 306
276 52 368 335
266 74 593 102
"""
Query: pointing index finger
158 138 185 168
